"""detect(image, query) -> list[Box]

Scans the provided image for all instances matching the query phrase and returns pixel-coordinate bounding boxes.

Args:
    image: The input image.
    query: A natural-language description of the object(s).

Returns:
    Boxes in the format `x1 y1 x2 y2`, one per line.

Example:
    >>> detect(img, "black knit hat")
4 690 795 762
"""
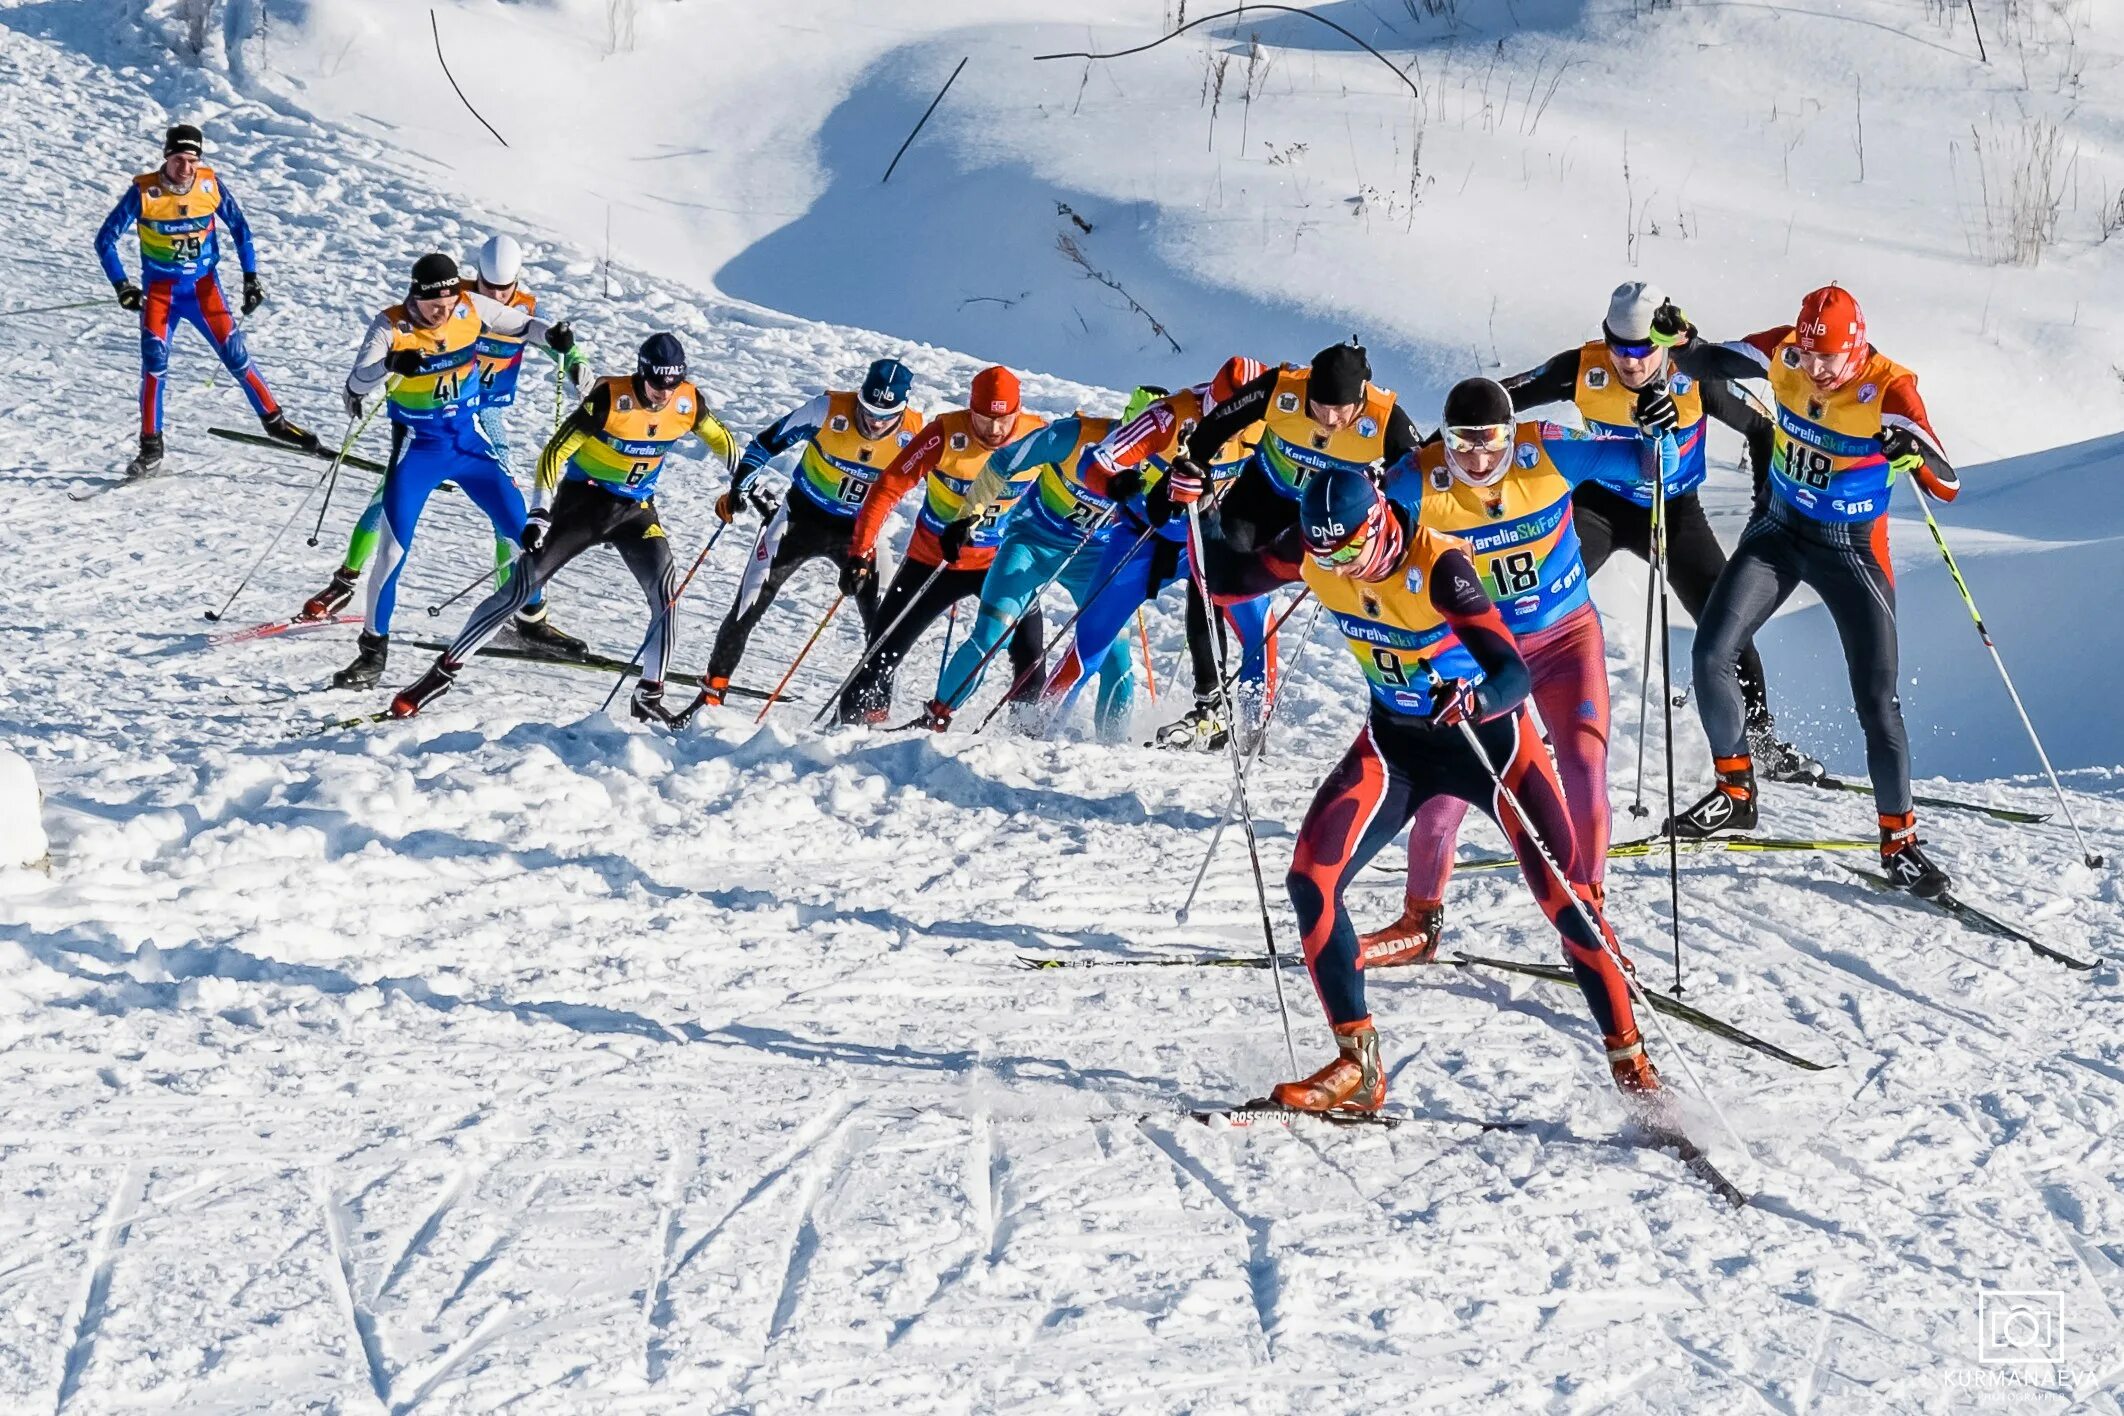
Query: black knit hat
408 252 460 301
163 123 204 157
1309 342 1371 406
1442 376 1514 430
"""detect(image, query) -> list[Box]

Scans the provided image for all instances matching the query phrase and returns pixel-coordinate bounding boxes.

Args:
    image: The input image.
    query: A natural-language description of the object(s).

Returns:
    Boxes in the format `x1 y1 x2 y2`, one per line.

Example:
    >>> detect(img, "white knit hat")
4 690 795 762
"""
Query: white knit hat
1604 280 1667 343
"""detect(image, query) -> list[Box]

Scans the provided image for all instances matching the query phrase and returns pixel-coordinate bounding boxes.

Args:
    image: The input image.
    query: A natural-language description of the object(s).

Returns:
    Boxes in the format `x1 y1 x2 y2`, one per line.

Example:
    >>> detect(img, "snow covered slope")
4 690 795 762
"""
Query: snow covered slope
2 1 2123 1412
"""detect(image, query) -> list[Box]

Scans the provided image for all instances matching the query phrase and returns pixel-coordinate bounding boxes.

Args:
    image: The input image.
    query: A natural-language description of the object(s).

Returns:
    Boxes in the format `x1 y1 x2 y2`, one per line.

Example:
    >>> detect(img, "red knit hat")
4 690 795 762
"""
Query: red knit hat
1796 285 1865 354
970 366 1019 416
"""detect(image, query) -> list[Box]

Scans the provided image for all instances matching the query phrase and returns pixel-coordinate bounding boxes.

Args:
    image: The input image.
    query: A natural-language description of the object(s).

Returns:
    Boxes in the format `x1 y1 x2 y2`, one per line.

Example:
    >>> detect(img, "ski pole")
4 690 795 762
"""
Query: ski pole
0 298 108 322
934 603 959 697
203 387 393 620
1651 469 1686 994
1175 592 1326 924
1419 661 1752 1169
305 400 384 547
1137 609 1158 702
426 550 519 619
600 522 730 711
1184 502 1302 1078
755 595 845 723
203 460 338 621
810 559 951 727
1910 488 2103 867
1627 445 1665 819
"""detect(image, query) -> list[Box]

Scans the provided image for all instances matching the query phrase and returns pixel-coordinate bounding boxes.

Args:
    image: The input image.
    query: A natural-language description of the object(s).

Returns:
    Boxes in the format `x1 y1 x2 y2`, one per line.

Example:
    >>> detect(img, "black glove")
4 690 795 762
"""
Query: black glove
1649 299 1694 346
241 272 265 315
114 280 143 312
1103 467 1146 504
840 554 876 599
520 509 550 554
545 322 575 355
342 387 364 420
1424 677 1481 730
937 516 976 564
744 481 781 520
1633 383 1679 436
384 347 425 377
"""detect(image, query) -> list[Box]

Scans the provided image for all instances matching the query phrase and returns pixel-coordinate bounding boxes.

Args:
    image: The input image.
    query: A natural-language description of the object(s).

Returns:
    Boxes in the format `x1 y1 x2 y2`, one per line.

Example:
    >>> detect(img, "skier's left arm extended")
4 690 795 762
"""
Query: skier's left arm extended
1542 424 1680 492
1429 545 1530 720
690 398 739 472
1880 375 1956 501
467 289 581 377
964 419 1082 512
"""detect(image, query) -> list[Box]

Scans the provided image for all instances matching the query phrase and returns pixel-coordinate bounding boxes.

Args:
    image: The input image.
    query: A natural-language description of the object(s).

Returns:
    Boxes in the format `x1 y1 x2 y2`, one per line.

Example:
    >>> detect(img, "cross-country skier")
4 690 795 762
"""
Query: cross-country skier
1036 358 1273 744
916 390 1168 735
685 359 923 712
330 252 581 689
299 234 587 652
1664 285 1960 896
94 123 315 477
1277 464 1656 1113
1503 280 1818 780
1163 342 1420 742
835 367 1048 725
1357 378 1680 965
391 333 737 723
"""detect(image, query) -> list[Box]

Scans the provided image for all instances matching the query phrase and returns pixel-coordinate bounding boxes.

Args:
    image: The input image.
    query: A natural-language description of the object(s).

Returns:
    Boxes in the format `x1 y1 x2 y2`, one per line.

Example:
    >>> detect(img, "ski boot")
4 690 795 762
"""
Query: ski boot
1152 696 1228 752
629 679 686 728
126 433 164 479
1665 755 1757 839
261 410 320 452
918 698 953 733
302 567 359 622
1879 812 1950 899
1358 898 1445 968
333 631 390 690
1268 1019 1386 1114
1749 722 1825 784
510 606 586 657
391 658 458 718
1607 1029 1662 1097
695 675 730 711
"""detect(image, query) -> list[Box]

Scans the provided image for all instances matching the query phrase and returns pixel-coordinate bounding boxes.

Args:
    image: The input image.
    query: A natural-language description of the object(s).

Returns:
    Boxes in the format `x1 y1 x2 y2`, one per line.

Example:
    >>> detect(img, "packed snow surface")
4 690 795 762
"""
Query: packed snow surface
2 0 2123 1411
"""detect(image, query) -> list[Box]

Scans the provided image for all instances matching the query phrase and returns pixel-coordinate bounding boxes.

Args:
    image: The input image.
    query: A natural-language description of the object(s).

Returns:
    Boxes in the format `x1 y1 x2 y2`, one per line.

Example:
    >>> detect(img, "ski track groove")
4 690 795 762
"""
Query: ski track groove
375 1164 475 1303
390 1303 511 1416
1136 1120 1277 1367
315 1170 393 1413
1789 1277 1847 1416
436 1176 547 1322
50 1162 143 1415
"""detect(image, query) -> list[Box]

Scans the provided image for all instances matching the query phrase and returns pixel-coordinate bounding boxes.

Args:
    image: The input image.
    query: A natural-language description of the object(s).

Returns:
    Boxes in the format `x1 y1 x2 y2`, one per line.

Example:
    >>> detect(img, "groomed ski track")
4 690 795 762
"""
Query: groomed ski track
3 2 2124 1412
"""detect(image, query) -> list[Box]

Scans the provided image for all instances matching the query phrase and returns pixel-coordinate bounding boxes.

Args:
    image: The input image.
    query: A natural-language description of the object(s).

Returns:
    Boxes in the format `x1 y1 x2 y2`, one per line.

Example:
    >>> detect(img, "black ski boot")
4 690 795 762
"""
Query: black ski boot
1879 811 1950 898
126 433 164 479
511 606 587 657
1153 696 1229 752
302 567 359 621
1749 721 1825 783
261 410 320 452
1665 756 1758 839
332 631 389 690
391 658 459 718
629 679 685 728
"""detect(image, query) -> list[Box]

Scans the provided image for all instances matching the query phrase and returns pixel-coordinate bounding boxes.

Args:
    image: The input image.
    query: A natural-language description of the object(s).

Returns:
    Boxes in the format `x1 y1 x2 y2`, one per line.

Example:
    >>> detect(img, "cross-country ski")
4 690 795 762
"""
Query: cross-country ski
5 2 2121 1409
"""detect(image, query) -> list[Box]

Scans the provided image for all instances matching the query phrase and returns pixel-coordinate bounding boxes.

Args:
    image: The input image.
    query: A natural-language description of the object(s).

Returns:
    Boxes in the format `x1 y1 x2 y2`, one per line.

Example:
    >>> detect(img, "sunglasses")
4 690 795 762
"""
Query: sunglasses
1443 423 1513 454
1605 335 1659 360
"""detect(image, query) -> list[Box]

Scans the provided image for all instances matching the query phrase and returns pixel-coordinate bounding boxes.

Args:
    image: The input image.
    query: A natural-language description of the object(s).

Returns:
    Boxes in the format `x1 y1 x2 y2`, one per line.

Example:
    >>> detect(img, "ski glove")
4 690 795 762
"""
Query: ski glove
1165 457 1207 506
520 509 551 554
839 554 877 599
241 273 265 315
546 322 576 355
1881 427 1926 477
114 280 143 312
1633 384 1679 436
383 348 426 377
1424 677 1481 730
342 388 364 420
1649 300 1694 347
937 516 977 564
1103 468 1146 505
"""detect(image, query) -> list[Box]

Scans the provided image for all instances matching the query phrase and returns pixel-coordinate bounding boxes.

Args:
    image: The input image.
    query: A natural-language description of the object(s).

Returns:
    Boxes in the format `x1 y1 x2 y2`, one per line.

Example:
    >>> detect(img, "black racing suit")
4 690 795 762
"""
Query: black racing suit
705 493 881 687
1502 349 1781 734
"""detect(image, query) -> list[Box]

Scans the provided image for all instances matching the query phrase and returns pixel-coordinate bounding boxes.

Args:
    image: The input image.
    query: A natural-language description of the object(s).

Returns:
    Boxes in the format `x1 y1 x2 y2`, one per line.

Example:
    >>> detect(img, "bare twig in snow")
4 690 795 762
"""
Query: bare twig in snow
1056 235 1182 354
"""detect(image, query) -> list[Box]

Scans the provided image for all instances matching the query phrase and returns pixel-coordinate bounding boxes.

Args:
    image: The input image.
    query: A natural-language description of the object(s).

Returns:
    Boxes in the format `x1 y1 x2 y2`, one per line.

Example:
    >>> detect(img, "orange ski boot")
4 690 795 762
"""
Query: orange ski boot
1269 1019 1386 1114
1607 1028 1662 1097
1358 897 1445 968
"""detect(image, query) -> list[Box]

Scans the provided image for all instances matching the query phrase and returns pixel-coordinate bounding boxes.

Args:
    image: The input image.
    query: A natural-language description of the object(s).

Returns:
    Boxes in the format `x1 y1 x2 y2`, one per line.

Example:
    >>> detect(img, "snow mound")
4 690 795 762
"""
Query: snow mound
0 746 49 870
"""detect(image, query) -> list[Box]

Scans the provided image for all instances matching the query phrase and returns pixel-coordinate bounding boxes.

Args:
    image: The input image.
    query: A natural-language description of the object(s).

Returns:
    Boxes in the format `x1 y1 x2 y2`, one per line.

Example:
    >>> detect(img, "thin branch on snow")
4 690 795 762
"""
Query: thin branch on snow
1055 235 1182 354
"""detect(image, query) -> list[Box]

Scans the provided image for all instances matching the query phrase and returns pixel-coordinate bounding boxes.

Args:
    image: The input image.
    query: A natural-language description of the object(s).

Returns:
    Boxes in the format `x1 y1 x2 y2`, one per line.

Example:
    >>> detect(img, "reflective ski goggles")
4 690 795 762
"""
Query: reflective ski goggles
1312 531 1371 567
1442 423 1513 454
1604 333 1659 360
